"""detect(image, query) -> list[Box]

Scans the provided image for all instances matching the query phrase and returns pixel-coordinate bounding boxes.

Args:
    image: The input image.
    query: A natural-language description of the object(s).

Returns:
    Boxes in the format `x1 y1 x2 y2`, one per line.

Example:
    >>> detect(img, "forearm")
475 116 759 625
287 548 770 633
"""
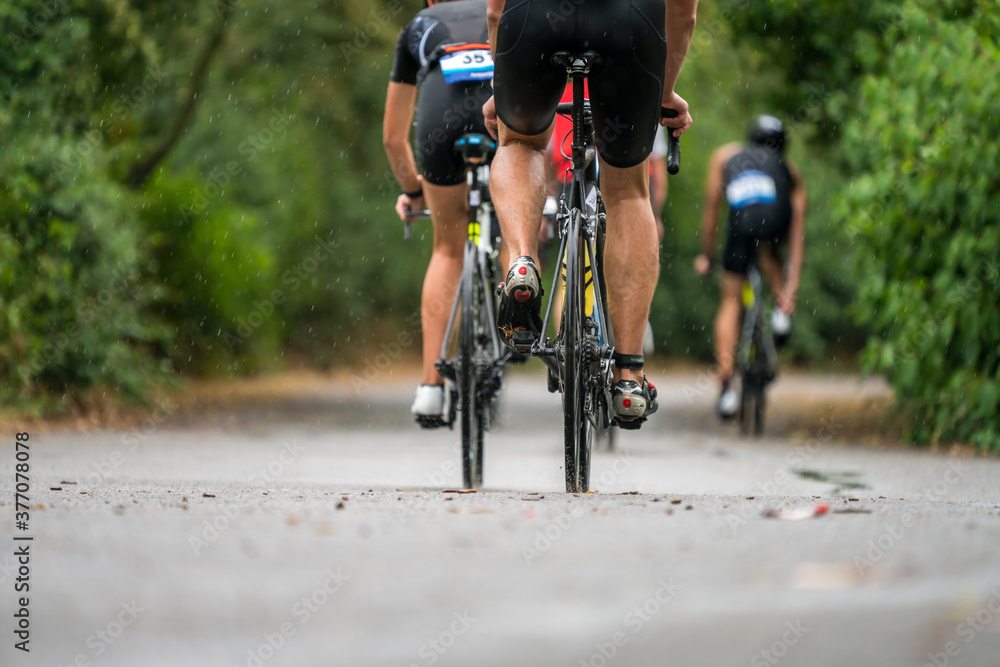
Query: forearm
383 82 420 192
700 208 717 258
663 0 698 98
785 211 805 290
784 178 807 289
385 141 421 194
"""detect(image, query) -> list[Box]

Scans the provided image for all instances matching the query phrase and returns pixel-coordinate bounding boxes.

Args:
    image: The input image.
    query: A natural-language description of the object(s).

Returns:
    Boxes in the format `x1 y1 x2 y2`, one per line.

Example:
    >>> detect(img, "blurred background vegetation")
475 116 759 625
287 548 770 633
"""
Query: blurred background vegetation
0 0 996 449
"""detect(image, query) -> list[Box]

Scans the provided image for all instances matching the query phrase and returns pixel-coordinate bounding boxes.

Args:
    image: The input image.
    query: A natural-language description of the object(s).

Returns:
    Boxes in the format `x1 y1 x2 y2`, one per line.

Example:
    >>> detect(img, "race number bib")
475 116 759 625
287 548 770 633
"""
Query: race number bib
439 47 494 84
726 170 777 209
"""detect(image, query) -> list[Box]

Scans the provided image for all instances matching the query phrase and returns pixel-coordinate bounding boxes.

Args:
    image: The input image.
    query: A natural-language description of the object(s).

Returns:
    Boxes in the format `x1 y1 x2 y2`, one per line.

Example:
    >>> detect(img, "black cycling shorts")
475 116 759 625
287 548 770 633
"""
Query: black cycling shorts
415 78 493 186
722 218 790 275
493 0 666 169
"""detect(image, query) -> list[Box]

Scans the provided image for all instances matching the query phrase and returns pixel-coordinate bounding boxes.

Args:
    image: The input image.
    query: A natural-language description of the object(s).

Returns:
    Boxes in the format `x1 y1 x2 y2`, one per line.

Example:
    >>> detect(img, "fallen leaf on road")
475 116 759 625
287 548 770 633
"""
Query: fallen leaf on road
202 493 216 498
442 489 477 494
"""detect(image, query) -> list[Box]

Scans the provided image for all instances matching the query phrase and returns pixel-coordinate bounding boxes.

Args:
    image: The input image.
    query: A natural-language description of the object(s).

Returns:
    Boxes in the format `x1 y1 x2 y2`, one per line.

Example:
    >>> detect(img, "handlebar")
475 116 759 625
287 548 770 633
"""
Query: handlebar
403 209 431 241
660 108 681 175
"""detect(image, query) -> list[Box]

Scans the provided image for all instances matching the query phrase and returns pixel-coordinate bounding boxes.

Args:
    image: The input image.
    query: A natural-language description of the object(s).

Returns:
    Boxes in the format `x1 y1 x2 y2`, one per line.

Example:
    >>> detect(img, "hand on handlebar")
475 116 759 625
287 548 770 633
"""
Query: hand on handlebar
693 253 712 276
395 190 424 221
659 91 692 138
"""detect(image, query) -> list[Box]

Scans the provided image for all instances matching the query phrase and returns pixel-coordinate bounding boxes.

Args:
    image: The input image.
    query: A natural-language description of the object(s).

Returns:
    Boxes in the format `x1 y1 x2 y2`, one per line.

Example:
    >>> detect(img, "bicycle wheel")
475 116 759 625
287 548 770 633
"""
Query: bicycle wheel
739 330 767 437
459 242 485 489
561 216 594 493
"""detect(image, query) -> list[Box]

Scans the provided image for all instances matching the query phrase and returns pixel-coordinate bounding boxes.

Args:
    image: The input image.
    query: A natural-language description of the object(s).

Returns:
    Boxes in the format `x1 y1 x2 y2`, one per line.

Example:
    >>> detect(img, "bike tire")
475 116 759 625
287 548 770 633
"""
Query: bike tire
561 217 594 493
739 380 753 436
460 242 485 489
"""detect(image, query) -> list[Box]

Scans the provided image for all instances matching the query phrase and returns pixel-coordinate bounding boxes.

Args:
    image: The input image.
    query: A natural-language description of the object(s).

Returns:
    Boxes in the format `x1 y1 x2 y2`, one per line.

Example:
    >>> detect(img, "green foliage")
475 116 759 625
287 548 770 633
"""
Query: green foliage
0 131 168 406
842 5 1000 450
0 0 172 408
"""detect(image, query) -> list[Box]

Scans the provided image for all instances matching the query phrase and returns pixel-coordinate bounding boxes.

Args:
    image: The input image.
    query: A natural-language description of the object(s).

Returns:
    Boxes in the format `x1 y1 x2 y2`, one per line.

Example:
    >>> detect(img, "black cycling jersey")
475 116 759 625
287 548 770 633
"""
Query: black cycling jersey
721 144 793 274
493 0 667 169
391 0 491 186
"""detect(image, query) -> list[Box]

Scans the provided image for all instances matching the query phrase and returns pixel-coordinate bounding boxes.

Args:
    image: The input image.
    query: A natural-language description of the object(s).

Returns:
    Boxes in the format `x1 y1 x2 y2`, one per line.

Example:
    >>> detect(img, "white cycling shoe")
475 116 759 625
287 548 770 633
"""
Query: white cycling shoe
771 308 792 346
717 387 739 419
412 385 448 428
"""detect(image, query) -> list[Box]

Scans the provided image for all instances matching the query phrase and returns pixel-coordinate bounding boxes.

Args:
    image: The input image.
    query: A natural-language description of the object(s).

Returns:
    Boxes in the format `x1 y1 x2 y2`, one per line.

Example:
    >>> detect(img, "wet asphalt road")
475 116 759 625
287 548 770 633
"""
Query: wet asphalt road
1 370 999 667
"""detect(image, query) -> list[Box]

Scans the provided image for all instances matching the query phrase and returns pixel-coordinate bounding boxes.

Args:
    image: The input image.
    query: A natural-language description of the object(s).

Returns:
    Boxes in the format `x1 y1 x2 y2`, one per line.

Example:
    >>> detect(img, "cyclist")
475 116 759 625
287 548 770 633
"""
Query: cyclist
383 0 492 425
482 0 697 428
694 115 807 418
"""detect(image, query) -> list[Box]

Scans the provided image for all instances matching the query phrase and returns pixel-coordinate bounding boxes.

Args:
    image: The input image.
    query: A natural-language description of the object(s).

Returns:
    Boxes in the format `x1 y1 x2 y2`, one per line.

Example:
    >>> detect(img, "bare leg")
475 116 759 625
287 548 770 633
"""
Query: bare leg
715 271 744 383
420 181 468 385
490 120 553 270
756 247 786 301
600 157 658 384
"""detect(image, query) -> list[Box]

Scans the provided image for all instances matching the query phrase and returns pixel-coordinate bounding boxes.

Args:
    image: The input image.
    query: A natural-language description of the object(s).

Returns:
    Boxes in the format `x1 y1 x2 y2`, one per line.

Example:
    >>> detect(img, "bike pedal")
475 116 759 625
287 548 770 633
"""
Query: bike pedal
415 415 449 429
613 416 645 431
508 329 536 353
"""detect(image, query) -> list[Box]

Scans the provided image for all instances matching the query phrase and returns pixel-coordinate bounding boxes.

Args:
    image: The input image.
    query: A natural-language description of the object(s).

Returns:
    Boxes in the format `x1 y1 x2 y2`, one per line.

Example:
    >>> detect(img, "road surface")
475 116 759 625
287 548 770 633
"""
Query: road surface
1 370 998 667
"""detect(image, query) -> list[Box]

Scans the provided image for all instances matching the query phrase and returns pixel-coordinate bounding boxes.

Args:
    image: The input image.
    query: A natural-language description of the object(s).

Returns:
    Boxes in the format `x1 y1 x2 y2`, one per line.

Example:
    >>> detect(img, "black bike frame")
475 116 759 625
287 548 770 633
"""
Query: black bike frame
535 52 615 427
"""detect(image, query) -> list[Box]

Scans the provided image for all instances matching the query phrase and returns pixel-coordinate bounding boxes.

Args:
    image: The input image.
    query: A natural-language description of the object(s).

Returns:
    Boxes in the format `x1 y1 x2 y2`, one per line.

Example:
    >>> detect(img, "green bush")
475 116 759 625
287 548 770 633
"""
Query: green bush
842 5 1000 450
0 133 168 407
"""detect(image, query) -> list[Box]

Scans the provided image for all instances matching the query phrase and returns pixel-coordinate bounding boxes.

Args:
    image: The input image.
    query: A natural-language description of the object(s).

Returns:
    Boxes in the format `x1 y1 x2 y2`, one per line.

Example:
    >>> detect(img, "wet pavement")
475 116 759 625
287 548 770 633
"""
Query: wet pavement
2 371 999 666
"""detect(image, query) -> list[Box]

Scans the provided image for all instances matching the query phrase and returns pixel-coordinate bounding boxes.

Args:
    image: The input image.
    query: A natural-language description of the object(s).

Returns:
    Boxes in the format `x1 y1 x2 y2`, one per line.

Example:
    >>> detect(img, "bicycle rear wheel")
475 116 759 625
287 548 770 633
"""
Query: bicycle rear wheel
561 216 594 493
739 331 767 437
459 242 485 488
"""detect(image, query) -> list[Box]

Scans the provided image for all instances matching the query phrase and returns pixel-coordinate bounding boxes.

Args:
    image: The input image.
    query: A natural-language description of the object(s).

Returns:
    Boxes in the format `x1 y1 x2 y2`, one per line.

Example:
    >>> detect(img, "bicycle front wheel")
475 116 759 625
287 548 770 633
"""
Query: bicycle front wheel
459 243 485 489
561 216 594 493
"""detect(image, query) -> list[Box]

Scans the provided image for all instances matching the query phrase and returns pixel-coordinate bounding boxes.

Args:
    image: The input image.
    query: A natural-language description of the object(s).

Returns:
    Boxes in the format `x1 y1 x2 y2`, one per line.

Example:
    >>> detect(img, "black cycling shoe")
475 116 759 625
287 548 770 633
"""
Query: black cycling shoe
612 377 658 430
496 256 544 353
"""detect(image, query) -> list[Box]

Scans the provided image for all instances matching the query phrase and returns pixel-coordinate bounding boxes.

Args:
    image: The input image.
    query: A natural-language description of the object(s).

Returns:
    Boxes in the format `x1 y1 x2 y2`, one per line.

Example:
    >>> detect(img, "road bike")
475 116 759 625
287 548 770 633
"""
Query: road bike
736 255 778 436
530 51 680 492
405 133 510 489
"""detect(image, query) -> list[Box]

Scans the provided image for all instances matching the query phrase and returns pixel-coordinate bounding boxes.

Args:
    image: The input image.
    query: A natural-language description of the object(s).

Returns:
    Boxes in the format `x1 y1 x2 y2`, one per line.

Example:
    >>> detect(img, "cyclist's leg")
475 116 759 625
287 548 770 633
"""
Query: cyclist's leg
717 229 752 383
420 182 468 385
714 271 744 382
491 0 566 272
490 122 552 268
599 157 658 386
757 245 785 295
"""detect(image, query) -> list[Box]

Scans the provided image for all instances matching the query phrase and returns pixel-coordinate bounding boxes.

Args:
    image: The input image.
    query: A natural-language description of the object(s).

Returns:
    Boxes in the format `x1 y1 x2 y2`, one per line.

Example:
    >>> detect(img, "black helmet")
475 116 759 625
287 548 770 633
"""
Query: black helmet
748 115 786 152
